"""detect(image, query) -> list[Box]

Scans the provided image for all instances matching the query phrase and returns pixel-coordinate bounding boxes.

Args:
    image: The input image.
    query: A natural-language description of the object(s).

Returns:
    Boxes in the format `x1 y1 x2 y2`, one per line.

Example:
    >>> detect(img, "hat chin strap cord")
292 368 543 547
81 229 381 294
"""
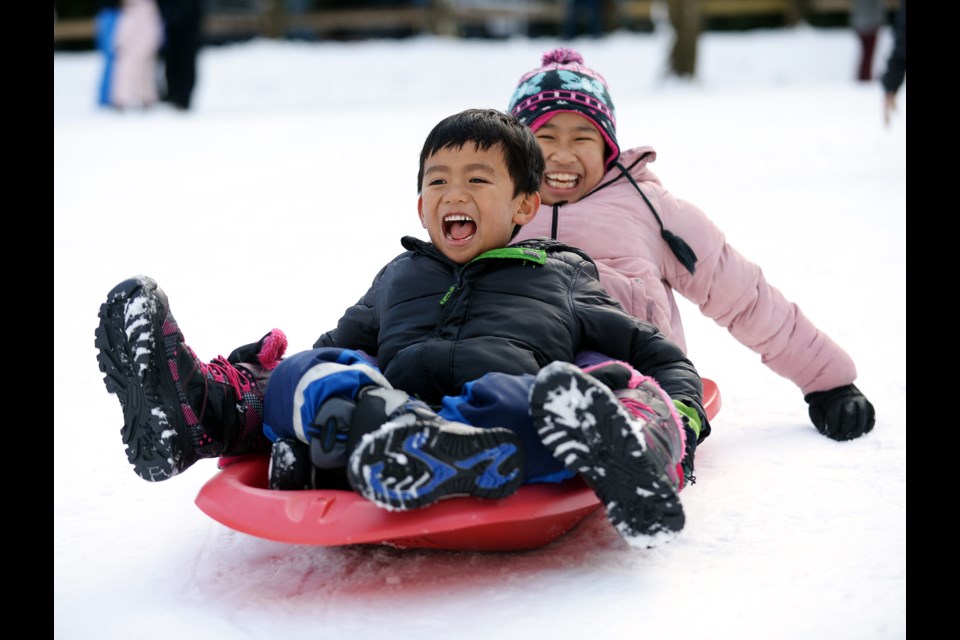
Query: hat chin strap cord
543 163 697 276
613 161 698 275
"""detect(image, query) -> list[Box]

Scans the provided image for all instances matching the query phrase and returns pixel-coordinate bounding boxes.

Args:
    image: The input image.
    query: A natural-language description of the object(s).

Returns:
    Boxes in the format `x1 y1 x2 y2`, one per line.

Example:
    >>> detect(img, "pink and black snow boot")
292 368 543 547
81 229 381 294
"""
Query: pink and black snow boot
95 275 287 481
530 361 687 548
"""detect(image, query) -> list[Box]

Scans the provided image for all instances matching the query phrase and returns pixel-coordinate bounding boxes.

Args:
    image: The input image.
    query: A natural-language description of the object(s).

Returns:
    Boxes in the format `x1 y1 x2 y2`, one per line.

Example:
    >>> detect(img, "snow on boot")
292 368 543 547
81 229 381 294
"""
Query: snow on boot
348 387 524 511
268 394 357 491
95 276 282 481
530 361 686 548
269 439 314 490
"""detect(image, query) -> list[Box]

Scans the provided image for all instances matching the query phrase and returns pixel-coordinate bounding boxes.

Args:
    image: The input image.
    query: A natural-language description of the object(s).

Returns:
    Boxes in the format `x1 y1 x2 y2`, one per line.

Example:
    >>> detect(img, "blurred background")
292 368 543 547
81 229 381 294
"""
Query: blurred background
53 0 902 78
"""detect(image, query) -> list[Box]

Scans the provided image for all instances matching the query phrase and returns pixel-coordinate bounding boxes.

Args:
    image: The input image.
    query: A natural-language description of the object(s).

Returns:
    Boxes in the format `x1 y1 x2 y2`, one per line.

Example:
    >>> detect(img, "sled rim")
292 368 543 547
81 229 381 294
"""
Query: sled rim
196 455 601 550
196 377 720 550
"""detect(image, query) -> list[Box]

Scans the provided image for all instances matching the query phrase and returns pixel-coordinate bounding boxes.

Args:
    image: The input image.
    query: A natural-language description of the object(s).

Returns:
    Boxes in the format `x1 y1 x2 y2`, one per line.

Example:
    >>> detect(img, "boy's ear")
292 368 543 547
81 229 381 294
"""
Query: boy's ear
512 191 541 227
417 196 427 228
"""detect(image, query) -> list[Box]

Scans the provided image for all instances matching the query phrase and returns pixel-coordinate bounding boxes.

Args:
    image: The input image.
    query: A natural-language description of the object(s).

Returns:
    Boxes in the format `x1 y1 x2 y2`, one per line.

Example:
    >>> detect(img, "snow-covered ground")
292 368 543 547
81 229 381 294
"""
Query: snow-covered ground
54 25 905 640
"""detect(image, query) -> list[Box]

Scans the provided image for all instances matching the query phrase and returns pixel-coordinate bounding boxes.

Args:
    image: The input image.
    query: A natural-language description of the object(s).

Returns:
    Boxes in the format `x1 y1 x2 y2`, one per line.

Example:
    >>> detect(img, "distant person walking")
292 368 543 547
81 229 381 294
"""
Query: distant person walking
881 0 906 126
94 0 121 108
851 0 885 81
561 0 604 40
110 0 164 110
158 0 204 110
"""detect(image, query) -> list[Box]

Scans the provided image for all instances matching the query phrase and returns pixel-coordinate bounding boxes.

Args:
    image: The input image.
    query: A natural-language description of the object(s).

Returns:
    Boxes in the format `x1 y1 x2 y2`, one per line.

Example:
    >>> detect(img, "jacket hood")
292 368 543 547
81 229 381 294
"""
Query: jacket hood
571 145 697 275
602 146 660 186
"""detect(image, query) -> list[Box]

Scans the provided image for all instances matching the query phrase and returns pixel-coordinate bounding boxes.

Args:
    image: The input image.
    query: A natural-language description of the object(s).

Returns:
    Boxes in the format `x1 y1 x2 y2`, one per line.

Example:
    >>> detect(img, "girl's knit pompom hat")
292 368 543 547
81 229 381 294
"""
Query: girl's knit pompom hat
507 48 620 170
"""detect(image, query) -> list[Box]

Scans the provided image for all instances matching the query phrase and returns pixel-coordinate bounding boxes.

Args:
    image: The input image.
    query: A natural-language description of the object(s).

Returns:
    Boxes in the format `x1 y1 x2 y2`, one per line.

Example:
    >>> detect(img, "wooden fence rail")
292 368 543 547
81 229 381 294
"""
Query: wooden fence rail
53 0 900 44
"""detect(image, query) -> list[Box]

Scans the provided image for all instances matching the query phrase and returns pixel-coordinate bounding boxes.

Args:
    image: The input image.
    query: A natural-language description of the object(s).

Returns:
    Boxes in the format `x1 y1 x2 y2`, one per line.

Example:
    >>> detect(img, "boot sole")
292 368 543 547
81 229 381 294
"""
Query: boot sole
95 276 186 481
530 362 685 547
348 419 524 511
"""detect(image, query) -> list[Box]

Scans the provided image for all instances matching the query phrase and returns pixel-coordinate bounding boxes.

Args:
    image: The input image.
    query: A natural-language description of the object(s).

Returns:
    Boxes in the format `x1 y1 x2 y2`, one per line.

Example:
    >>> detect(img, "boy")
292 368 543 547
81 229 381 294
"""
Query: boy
95 109 707 548
508 49 876 481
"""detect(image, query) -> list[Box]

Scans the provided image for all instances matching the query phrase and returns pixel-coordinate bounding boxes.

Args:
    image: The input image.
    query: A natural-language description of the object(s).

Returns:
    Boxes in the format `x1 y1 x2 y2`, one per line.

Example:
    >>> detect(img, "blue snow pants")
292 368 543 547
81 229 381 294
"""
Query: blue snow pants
261 347 574 484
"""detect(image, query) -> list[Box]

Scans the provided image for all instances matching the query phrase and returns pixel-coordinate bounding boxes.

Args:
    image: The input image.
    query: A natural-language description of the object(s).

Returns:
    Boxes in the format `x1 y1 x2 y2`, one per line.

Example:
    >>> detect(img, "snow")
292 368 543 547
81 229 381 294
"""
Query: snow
54 25 906 640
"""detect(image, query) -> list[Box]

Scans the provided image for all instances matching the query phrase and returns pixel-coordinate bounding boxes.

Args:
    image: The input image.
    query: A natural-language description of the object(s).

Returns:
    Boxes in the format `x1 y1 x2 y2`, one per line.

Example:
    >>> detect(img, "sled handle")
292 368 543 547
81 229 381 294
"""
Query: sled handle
703 377 721 422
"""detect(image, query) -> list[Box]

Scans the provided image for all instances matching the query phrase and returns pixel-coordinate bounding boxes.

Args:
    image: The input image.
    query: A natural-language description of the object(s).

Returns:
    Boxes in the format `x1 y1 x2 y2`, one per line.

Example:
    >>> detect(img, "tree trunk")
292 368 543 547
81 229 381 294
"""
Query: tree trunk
668 0 701 78
263 0 286 40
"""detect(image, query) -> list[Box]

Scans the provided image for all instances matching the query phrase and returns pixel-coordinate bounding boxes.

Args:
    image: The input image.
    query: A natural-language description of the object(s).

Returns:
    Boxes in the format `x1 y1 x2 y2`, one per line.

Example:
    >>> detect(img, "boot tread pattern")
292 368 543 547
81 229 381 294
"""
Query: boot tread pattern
349 415 523 511
95 276 183 481
531 361 684 548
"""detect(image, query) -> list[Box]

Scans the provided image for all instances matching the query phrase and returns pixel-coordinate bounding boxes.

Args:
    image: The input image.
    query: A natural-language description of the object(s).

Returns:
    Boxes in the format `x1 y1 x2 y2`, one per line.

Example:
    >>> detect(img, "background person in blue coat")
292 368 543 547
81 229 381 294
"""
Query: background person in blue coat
95 109 705 548
94 0 121 107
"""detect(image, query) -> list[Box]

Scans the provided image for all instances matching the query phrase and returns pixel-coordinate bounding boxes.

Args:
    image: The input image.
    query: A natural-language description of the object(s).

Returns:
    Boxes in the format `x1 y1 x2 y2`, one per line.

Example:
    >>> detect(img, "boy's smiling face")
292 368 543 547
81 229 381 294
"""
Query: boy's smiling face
418 142 539 265
533 112 607 206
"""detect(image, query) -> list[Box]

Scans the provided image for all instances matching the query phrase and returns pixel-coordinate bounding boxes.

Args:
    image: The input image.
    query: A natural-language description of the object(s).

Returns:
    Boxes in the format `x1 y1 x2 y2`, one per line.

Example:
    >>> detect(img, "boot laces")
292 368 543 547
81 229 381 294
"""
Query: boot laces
617 393 656 422
202 355 253 397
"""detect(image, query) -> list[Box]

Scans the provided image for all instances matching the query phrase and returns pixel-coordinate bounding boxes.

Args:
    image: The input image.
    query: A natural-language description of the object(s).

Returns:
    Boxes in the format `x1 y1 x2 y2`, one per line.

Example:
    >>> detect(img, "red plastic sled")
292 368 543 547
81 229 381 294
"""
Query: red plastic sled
196 378 721 551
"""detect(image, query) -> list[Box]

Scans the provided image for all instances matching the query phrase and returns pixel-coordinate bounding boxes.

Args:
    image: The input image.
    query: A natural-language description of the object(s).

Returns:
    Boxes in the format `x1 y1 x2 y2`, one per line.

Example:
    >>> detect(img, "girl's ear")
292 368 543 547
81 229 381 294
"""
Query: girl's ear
512 191 541 227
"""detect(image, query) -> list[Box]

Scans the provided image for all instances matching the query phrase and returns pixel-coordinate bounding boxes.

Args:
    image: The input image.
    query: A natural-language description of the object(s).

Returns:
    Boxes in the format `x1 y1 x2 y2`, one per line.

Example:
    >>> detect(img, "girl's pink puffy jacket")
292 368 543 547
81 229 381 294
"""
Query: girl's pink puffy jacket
514 146 857 396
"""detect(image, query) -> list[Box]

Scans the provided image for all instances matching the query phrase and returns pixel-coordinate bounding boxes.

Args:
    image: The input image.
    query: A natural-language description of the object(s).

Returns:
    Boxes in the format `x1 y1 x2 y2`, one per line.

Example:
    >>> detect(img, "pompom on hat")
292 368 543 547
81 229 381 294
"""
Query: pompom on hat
508 48 620 170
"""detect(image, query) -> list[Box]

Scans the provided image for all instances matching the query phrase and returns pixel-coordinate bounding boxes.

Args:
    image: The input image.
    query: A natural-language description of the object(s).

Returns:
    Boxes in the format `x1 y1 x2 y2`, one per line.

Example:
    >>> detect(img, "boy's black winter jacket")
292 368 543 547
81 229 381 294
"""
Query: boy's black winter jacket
314 236 705 421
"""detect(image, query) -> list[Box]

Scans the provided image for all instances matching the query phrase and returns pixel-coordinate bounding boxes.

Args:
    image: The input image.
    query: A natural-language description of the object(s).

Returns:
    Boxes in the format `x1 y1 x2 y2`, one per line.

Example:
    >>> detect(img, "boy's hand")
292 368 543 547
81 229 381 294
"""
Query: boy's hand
805 384 875 441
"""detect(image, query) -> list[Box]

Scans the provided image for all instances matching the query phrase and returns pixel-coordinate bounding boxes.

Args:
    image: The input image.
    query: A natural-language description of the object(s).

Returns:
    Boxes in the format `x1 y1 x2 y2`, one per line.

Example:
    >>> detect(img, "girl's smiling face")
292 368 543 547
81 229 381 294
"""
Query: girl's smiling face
533 112 607 205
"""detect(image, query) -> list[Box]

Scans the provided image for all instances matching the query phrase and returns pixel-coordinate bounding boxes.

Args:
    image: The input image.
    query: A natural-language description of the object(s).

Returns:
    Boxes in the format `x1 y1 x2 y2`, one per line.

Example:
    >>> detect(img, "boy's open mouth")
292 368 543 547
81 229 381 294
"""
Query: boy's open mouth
443 214 477 241
545 172 580 190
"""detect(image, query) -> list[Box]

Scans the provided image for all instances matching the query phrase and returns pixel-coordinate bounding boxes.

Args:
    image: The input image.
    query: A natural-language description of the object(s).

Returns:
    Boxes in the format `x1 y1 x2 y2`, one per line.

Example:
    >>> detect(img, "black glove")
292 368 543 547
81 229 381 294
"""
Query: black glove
804 384 875 441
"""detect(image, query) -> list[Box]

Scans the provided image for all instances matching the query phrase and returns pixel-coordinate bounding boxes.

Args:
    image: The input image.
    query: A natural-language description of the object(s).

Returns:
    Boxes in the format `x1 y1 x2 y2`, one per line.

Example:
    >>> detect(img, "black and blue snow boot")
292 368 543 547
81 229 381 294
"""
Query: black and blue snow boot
347 387 524 511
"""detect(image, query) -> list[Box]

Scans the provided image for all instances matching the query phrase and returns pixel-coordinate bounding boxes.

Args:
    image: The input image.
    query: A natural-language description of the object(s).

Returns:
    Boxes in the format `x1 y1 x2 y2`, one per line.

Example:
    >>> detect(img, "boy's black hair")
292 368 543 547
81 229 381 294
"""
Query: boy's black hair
417 108 545 199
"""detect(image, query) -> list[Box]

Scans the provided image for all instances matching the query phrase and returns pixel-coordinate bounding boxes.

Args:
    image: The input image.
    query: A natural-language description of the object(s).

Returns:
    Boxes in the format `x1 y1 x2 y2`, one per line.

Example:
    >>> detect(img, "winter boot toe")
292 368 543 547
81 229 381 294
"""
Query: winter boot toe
96 276 276 481
95 276 199 481
348 405 524 511
530 361 685 548
268 438 315 490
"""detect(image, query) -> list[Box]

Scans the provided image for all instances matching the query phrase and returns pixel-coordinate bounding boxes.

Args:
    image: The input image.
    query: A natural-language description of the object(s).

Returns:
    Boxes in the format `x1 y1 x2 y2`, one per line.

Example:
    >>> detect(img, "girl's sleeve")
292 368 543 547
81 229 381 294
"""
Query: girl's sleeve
654 188 857 396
